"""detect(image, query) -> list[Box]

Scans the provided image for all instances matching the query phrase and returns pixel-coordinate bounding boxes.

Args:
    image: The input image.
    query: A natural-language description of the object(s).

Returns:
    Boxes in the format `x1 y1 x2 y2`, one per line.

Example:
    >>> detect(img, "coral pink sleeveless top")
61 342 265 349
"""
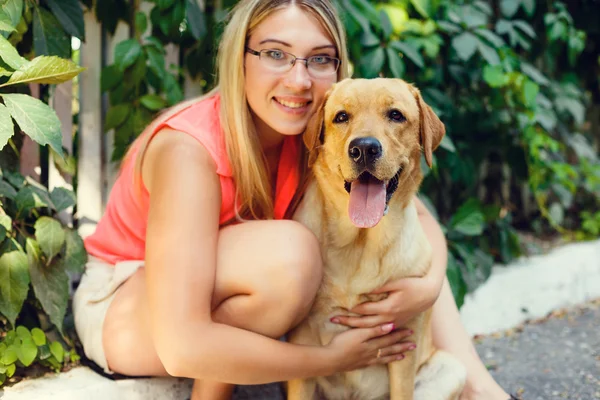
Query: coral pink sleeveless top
84 94 300 265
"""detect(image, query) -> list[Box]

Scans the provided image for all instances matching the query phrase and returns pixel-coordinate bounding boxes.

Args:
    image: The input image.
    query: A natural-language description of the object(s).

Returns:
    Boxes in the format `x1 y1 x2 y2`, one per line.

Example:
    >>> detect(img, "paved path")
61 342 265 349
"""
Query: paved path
476 299 600 400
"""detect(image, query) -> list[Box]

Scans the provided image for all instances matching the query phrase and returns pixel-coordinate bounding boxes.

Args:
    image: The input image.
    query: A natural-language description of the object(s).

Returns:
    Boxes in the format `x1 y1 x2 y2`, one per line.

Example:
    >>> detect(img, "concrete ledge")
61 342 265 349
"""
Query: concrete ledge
460 238 600 336
2 238 599 399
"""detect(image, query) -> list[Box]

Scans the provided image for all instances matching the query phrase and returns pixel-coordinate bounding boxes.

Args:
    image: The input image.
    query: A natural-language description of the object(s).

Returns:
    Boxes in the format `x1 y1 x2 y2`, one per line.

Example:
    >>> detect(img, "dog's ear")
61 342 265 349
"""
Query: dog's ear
304 88 332 167
411 86 445 168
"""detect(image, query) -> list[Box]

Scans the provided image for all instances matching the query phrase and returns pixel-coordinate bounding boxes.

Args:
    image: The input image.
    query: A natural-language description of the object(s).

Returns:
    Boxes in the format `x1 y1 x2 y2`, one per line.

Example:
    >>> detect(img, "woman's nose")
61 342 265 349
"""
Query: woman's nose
284 62 312 91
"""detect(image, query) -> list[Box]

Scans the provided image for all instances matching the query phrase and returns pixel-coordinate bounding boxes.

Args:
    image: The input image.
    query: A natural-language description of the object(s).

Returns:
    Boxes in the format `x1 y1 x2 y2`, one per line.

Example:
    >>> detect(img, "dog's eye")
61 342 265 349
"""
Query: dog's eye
333 111 349 123
388 109 406 122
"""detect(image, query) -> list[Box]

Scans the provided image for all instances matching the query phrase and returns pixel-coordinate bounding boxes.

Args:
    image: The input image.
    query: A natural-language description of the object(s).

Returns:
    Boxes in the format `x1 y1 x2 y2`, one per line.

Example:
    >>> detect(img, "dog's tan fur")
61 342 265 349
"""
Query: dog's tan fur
288 78 466 400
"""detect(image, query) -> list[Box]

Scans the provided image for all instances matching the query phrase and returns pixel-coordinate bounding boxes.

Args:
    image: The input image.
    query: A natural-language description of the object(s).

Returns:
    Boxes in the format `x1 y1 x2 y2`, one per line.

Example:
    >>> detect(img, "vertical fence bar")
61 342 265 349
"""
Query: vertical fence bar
77 9 103 238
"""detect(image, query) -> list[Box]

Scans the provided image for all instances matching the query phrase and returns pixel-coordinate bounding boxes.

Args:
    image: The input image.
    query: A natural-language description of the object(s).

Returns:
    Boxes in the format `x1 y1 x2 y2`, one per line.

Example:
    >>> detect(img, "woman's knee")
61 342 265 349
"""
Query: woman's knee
254 221 323 326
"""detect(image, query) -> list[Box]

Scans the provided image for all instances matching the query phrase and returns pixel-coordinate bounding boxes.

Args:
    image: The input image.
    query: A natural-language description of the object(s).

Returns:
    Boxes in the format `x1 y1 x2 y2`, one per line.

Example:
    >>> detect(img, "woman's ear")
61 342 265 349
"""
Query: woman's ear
304 88 331 167
411 86 445 168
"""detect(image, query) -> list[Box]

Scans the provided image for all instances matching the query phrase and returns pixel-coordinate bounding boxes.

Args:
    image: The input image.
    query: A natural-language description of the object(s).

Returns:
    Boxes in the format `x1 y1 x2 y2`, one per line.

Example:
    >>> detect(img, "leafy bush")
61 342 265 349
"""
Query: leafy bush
0 0 85 385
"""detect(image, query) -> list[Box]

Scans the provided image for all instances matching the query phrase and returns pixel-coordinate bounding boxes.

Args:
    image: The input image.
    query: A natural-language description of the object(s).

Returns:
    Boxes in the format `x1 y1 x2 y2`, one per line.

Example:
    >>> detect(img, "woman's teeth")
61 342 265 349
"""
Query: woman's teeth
277 99 308 109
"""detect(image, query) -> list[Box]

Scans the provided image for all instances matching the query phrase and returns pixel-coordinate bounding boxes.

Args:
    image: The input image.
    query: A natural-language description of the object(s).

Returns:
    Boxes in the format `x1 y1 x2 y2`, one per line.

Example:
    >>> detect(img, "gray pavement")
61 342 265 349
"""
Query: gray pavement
476 299 600 400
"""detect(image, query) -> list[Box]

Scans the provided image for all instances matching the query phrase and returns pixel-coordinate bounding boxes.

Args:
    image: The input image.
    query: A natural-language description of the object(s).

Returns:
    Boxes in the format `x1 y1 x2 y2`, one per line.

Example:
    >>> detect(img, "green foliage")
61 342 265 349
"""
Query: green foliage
97 0 233 160
0 0 86 385
0 325 80 385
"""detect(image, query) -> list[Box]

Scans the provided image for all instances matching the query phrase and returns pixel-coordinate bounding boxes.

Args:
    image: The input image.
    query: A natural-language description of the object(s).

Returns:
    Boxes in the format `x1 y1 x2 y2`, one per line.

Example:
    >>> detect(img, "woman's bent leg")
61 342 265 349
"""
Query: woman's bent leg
101 220 322 400
431 278 509 400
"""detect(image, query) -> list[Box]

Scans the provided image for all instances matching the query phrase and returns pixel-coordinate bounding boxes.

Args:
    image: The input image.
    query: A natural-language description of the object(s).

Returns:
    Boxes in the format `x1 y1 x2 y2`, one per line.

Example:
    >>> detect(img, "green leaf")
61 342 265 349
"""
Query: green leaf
34 216 65 260
521 0 535 16
520 62 549 86
0 214 11 232
475 28 505 48
1 93 63 157
16 325 30 340
483 64 508 87
146 46 165 76
186 0 206 41
101 65 123 92
0 180 17 200
452 31 478 61
0 250 30 327
513 20 535 39
135 11 147 36
45 0 85 40
32 5 70 59
1 56 84 87
62 229 87 274
0 8 15 32
385 47 404 78
17 337 37 367
359 46 385 78
450 199 485 236
49 341 64 363
439 135 456 152
389 40 424 68
31 328 46 346
140 94 167 111
104 104 131 132
410 0 431 18
1 0 23 30
0 103 14 150
379 9 392 39
26 239 69 334
5 362 15 377
50 187 75 212
446 252 467 308
477 40 500 65
15 186 49 213
522 80 539 107
1 345 18 364
162 73 183 106
0 34 25 69
114 39 142 71
500 0 520 18
555 97 585 125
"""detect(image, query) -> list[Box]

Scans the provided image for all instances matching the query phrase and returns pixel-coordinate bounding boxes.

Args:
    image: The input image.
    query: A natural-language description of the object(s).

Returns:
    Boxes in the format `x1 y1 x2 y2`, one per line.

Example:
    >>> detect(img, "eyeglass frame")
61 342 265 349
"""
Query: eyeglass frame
244 46 341 77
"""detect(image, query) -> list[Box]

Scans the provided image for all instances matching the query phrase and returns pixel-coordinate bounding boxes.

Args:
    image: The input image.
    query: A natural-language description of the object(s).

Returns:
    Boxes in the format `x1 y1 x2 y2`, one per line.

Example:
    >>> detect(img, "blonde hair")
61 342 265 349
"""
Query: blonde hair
132 0 349 221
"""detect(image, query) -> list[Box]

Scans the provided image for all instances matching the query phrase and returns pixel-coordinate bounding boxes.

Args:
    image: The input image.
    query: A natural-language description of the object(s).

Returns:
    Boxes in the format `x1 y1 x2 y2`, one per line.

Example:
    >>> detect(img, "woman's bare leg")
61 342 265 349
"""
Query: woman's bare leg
102 220 323 400
431 278 509 400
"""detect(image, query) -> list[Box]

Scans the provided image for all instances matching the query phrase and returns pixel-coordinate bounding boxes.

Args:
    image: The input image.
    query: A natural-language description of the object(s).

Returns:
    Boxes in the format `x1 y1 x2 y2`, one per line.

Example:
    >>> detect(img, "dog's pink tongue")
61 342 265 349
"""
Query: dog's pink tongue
348 179 386 228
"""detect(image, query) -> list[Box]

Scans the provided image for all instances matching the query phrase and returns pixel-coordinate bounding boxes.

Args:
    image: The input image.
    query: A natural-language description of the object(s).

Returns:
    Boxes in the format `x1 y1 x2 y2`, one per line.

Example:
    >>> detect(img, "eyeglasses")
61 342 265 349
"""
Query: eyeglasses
245 47 340 78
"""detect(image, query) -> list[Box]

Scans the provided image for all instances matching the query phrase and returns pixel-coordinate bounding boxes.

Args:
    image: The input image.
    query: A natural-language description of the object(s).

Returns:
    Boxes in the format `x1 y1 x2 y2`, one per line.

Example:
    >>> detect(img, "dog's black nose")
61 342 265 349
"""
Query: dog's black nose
348 137 382 167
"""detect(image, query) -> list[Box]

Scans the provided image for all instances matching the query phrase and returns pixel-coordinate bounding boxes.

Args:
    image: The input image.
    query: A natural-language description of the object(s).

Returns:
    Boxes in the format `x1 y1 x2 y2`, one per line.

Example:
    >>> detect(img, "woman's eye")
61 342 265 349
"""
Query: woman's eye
388 109 406 122
310 56 331 65
266 50 285 60
334 111 349 123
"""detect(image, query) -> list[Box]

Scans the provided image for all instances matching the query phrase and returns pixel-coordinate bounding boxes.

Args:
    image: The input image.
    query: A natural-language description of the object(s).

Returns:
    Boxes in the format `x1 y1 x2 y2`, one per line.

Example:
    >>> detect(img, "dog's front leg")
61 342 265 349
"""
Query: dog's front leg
388 355 417 400
286 378 318 400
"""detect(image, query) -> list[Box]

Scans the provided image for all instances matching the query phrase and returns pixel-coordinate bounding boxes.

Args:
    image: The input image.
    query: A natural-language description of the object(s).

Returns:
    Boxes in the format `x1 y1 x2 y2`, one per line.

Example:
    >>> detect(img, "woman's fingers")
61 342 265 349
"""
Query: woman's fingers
369 328 413 349
377 342 416 358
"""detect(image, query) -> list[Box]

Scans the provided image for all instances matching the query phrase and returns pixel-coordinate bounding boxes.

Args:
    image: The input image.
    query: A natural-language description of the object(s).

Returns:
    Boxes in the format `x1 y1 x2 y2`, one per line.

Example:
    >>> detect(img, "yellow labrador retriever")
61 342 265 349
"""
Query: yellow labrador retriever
288 78 466 400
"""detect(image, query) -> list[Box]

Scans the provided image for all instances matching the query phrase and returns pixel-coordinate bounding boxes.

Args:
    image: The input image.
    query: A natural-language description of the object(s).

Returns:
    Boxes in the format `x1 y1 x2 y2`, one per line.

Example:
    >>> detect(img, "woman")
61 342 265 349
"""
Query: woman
73 1 512 399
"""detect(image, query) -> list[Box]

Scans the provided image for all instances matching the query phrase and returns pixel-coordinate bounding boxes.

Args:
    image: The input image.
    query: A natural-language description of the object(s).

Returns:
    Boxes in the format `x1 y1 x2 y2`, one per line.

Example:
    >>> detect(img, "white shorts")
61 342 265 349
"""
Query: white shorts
72 256 144 374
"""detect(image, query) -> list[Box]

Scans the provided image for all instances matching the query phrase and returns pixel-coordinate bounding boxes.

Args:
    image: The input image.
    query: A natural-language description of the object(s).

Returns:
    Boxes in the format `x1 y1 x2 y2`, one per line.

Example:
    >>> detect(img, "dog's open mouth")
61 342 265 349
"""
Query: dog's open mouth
343 169 401 228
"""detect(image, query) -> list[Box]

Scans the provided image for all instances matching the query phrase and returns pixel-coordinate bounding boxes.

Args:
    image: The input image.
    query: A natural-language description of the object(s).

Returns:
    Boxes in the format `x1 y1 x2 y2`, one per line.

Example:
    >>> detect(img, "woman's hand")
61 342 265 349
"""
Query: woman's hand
324 324 415 373
331 273 443 330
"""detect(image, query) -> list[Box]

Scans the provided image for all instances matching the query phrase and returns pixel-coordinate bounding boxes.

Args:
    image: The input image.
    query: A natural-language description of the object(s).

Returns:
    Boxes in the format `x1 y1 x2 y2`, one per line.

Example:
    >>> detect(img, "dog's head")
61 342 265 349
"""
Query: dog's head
304 78 444 228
